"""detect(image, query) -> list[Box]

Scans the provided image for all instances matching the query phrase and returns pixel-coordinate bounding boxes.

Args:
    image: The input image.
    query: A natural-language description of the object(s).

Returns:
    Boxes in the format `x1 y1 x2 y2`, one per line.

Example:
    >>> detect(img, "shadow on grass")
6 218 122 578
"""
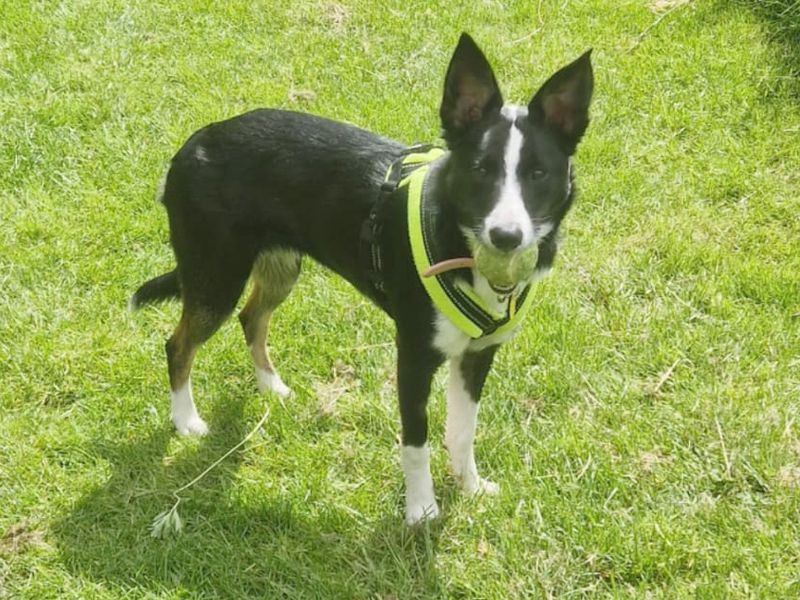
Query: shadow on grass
732 0 800 83
52 391 443 598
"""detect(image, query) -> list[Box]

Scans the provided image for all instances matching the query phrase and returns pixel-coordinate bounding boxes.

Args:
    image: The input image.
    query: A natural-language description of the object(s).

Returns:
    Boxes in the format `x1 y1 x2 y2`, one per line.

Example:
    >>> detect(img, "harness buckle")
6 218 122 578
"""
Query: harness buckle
380 181 396 194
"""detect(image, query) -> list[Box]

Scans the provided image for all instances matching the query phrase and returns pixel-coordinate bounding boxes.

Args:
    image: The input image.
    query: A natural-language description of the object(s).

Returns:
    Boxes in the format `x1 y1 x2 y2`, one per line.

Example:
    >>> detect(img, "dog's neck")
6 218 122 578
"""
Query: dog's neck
425 157 475 285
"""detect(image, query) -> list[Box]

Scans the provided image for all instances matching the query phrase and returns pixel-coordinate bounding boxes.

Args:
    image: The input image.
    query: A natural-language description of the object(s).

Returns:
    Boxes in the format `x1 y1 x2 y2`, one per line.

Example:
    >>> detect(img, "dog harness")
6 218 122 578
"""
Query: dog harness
363 145 536 339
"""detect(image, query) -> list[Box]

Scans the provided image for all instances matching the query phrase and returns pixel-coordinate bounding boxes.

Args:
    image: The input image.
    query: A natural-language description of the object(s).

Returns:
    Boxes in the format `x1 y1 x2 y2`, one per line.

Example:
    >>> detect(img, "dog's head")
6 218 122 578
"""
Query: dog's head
439 33 593 255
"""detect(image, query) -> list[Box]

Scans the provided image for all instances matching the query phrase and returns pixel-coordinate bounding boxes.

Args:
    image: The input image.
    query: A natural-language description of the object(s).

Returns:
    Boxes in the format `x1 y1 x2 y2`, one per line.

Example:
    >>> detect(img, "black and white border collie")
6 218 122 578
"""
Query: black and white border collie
131 34 593 525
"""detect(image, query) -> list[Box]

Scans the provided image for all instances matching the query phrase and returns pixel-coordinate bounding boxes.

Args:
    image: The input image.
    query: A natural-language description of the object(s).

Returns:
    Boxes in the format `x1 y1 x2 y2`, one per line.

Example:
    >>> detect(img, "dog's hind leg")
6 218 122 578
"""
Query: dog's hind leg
238 250 301 397
166 256 252 436
166 305 232 435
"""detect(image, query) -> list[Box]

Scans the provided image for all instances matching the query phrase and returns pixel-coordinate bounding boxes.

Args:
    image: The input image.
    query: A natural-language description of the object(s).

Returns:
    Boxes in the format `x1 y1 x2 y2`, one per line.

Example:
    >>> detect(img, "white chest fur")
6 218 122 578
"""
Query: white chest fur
431 266 551 357
431 269 519 356
433 312 519 357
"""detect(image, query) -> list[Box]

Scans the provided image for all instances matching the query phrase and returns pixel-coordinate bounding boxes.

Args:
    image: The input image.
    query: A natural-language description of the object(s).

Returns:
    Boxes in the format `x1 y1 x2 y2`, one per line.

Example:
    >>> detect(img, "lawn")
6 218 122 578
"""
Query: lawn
2 0 799 597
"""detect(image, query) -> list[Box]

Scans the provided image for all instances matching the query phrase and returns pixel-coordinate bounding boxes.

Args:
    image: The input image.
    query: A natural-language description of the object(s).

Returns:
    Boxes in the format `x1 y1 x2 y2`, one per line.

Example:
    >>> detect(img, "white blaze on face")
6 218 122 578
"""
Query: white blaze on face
483 105 534 249
483 105 560 248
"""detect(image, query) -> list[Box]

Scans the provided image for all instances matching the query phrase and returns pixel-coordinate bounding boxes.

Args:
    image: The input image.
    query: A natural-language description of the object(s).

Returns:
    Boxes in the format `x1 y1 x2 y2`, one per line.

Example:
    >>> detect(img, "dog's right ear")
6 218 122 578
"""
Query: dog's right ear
439 33 503 142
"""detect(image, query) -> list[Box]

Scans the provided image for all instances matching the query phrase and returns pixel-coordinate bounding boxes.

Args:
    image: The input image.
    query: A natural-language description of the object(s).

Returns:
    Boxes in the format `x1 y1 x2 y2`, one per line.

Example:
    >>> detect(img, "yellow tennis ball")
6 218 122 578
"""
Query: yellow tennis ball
471 242 538 288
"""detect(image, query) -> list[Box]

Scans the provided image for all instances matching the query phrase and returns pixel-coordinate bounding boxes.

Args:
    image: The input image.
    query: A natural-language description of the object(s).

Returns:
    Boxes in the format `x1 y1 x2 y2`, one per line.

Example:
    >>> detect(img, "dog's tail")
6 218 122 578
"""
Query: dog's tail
128 269 180 311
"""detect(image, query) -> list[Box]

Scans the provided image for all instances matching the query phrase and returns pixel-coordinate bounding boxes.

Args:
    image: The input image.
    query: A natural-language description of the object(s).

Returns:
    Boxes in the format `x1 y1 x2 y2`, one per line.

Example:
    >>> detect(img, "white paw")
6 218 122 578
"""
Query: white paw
405 498 440 526
474 477 500 496
173 414 209 436
255 368 292 398
401 444 439 526
170 383 208 436
461 473 500 496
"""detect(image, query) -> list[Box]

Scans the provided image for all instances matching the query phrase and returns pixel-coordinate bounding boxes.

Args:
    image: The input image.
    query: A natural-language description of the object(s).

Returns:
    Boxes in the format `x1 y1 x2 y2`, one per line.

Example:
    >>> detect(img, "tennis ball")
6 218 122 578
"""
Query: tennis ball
470 241 538 288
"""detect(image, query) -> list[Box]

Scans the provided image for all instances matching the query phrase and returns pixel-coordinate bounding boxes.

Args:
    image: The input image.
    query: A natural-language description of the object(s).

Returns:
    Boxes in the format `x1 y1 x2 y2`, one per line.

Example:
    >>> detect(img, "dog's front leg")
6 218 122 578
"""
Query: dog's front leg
397 335 443 525
446 347 500 496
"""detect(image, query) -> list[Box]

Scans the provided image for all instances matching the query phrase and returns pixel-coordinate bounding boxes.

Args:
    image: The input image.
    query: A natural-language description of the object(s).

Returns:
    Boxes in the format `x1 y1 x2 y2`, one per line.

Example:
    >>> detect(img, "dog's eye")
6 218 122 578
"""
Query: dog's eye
472 160 495 177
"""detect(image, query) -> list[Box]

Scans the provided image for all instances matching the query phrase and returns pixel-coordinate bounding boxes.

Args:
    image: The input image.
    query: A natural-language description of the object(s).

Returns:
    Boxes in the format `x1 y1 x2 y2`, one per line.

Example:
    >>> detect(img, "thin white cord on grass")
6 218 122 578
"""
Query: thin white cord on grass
151 406 271 538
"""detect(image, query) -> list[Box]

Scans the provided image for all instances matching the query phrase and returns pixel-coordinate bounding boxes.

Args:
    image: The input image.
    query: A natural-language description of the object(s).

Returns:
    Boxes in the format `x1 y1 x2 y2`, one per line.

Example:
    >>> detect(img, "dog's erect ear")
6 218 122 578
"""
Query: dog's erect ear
440 33 503 142
528 50 593 154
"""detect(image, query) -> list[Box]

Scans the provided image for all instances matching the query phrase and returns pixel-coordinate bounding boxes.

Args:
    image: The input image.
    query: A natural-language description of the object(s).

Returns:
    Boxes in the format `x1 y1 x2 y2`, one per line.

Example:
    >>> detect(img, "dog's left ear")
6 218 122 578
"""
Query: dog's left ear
440 33 503 143
528 50 594 154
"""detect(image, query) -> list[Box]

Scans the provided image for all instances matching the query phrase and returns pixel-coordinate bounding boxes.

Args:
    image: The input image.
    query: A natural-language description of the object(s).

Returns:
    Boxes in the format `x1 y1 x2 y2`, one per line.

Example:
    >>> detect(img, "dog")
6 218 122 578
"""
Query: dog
131 33 593 525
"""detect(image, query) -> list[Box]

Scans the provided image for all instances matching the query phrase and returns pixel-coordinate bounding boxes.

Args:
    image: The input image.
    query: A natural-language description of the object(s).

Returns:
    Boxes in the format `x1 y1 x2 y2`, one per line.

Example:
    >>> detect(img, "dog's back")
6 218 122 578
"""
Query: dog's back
163 109 404 290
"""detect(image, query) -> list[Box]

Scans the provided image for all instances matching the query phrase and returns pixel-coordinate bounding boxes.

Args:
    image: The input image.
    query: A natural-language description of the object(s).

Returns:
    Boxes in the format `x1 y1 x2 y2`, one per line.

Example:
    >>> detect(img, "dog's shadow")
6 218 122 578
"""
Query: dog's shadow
52 390 444 598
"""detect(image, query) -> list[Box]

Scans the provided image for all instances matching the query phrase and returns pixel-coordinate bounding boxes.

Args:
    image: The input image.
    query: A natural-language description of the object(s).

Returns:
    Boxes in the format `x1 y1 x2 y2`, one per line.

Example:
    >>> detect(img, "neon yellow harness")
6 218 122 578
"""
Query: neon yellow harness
397 148 537 339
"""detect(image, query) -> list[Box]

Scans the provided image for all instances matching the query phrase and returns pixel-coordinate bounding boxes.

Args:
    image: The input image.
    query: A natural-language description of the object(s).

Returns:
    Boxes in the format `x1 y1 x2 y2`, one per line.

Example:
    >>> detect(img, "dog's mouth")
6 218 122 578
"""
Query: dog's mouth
488 281 515 295
420 230 538 292
421 248 535 295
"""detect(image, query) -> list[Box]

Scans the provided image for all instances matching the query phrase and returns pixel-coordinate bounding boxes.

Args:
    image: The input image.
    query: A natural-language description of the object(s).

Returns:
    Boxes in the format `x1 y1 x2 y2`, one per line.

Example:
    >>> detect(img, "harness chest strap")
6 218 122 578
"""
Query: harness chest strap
401 149 537 339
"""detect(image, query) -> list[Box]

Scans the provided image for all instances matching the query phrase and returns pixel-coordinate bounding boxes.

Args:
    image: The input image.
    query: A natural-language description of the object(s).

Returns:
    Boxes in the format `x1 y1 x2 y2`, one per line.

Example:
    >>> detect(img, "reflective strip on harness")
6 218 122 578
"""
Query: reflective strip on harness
403 151 537 339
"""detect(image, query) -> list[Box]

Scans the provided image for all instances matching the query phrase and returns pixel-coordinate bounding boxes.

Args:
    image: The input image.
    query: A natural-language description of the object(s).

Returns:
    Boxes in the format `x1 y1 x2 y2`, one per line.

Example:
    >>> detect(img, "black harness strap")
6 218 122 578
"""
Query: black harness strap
360 143 534 339
360 144 440 294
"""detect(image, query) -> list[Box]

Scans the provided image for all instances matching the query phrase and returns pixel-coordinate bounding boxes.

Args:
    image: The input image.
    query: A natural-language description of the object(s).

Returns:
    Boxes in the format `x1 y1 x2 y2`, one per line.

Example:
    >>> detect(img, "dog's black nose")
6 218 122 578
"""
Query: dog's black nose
489 227 523 252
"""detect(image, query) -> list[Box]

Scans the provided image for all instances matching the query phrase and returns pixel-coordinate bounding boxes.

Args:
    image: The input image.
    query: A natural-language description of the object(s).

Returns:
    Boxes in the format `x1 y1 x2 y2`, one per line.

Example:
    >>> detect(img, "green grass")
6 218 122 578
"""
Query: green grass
2 0 799 597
